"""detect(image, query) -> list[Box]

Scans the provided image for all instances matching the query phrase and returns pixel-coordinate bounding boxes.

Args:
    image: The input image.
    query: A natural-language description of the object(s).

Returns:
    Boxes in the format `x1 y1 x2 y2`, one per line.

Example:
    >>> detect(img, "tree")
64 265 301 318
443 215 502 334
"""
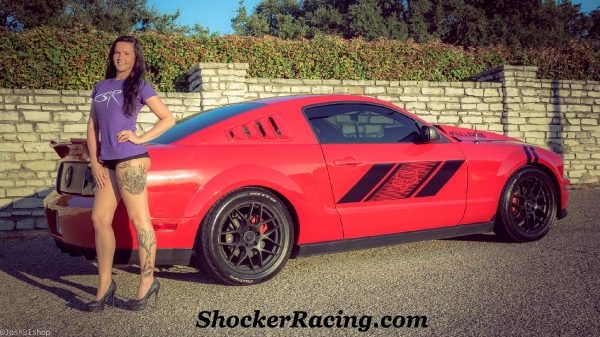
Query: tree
0 0 209 36
1 0 69 30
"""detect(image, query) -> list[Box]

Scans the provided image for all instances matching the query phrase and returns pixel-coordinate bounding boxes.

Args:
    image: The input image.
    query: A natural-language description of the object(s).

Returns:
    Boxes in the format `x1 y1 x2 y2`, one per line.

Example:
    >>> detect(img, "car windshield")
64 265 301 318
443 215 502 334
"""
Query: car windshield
150 102 267 144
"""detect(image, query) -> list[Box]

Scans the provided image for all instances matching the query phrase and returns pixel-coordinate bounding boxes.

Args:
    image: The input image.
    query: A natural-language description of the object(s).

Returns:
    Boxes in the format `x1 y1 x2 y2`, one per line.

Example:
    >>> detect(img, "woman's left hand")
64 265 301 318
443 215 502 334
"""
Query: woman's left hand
117 130 143 144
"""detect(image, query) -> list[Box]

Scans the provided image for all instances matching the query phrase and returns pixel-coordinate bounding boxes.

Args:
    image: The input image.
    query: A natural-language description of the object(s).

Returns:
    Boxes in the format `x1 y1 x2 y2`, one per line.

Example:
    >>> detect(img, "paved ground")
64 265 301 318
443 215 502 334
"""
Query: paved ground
0 189 599 336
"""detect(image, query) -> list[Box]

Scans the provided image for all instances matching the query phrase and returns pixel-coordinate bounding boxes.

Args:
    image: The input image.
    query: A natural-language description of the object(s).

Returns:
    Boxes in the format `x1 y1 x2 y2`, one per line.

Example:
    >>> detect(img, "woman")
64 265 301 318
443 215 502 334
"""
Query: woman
85 36 175 312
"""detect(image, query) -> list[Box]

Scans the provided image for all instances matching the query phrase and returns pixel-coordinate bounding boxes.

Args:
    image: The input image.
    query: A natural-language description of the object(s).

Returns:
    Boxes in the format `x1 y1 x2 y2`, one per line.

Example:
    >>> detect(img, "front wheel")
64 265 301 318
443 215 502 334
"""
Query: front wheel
494 167 557 242
195 188 294 285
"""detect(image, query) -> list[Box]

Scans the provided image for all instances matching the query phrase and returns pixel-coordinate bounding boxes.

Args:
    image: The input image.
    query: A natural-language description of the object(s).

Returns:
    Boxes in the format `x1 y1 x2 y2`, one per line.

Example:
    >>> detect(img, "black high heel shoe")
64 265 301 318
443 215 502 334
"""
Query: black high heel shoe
125 278 160 311
85 280 116 312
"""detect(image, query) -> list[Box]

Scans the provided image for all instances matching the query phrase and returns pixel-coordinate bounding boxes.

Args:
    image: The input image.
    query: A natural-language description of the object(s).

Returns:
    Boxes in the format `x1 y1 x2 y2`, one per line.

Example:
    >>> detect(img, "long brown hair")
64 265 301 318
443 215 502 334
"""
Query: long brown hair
104 36 147 117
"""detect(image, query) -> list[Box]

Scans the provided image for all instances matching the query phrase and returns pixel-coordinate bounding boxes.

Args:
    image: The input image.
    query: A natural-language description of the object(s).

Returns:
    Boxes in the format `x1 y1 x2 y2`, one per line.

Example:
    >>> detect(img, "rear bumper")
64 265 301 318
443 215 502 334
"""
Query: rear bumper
53 239 192 265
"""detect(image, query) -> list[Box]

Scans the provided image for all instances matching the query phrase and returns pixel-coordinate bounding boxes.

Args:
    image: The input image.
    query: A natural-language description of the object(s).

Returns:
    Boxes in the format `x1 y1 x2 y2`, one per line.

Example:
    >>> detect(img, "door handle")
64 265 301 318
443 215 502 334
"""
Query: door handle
333 158 363 166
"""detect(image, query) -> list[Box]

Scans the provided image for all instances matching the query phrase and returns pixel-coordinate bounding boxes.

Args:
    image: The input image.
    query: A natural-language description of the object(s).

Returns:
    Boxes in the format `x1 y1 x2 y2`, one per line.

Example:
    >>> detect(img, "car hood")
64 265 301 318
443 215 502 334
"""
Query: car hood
435 125 522 144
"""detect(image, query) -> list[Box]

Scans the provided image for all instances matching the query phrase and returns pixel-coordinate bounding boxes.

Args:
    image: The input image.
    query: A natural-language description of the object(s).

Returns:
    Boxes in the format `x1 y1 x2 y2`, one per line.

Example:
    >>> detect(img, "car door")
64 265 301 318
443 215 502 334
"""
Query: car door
304 103 467 239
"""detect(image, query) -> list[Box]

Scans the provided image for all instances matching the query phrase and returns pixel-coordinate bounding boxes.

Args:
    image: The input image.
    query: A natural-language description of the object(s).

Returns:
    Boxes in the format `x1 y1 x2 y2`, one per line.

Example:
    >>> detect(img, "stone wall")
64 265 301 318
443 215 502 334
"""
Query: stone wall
0 63 598 231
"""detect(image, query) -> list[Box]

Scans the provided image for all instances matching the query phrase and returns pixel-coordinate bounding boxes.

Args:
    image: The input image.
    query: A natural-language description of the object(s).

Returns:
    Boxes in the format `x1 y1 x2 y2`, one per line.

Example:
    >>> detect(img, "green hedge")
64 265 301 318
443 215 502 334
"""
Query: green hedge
1 26 599 92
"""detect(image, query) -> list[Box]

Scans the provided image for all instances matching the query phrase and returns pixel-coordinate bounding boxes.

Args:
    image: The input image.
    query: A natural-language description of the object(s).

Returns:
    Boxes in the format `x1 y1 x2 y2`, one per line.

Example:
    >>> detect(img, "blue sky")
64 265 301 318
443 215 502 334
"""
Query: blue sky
150 0 600 35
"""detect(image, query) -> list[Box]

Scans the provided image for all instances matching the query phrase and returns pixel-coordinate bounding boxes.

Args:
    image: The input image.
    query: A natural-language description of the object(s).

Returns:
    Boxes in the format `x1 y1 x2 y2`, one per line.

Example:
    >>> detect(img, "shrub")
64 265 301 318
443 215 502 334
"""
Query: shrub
1 26 598 92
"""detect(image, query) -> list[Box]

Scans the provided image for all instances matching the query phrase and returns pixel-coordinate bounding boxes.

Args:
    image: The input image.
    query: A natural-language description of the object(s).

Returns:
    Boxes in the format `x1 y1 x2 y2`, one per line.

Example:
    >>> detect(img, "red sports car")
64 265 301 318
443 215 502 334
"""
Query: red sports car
44 95 569 285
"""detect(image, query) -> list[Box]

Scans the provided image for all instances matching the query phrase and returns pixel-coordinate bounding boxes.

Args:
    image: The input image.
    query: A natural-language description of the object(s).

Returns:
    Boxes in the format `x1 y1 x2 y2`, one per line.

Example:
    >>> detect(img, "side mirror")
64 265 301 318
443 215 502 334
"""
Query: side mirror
421 126 441 143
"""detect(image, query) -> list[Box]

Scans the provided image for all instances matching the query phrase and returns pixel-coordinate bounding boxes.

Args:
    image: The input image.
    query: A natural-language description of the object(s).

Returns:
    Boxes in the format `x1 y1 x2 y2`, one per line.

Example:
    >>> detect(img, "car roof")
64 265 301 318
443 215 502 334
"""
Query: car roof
251 94 384 106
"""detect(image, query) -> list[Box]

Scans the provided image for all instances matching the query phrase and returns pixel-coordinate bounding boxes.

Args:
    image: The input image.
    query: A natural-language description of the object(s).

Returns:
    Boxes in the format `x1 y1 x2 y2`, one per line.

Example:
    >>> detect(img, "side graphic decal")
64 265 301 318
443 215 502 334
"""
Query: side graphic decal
337 163 395 204
337 160 465 204
415 160 464 198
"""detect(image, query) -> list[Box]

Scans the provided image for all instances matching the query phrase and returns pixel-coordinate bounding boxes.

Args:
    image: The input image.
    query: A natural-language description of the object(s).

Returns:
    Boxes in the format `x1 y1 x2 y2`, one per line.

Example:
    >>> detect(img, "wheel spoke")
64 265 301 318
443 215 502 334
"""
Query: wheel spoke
233 208 247 221
258 217 275 227
255 249 265 268
234 248 249 267
260 247 277 256
512 202 524 210
264 224 281 236
263 237 281 247
247 250 256 270
247 202 255 220
531 179 540 196
258 204 264 225
221 229 238 235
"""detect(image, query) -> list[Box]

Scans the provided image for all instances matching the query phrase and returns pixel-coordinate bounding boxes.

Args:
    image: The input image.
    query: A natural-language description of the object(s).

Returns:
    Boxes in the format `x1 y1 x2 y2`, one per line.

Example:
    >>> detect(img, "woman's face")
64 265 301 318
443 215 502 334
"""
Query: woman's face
113 41 135 78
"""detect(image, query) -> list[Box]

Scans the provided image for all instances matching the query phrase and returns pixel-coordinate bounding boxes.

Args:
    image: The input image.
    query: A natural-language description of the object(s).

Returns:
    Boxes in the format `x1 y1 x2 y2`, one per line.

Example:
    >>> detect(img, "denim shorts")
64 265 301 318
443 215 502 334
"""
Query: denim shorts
101 152 150 171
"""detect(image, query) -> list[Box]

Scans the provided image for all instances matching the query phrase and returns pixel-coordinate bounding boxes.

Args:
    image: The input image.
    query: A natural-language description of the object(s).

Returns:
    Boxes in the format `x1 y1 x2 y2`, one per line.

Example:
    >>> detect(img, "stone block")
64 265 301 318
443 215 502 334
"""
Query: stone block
462 116 483 124
17 134 38 142
33 96 62 104
291 86 311 93
63 124 87 133
0 219 15 230
312 86 334 94
53 111 83 122
34 123 61 133
22 161 56 171
421 88 443 95
347 87 364 95
60 96 87 105
438 116 460 124
365 87 385 95
13 198 44 208
16 219 35 230
581 119 598 125
23 143 54 153
22 111 50 121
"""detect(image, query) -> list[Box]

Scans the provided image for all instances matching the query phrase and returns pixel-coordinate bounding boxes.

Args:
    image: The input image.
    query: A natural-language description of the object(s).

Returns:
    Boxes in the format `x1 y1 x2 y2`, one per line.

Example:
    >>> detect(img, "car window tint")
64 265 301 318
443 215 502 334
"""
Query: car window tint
304 104 421 144
150 103 267 144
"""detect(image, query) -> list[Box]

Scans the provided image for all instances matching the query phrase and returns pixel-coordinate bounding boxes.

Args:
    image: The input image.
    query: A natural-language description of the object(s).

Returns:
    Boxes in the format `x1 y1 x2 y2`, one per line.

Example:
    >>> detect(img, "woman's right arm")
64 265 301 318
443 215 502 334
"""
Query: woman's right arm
87 105 107 189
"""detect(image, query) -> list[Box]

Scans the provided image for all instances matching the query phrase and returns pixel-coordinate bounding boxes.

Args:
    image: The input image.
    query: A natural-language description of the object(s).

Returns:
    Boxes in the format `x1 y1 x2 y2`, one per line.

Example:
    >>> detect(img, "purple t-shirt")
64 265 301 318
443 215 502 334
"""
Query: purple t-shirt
91 79 157 160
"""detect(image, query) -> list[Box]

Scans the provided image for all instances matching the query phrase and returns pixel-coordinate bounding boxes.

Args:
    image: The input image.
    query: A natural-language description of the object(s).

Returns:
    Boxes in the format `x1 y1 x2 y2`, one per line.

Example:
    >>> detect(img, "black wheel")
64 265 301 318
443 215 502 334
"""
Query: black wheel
494 167 557 242
195 187 294 285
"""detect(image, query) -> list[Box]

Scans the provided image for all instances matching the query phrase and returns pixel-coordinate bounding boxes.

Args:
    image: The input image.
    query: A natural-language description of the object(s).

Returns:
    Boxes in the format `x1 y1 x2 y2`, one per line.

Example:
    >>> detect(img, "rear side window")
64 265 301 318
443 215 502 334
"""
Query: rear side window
150 103 267 144
304 103 421 144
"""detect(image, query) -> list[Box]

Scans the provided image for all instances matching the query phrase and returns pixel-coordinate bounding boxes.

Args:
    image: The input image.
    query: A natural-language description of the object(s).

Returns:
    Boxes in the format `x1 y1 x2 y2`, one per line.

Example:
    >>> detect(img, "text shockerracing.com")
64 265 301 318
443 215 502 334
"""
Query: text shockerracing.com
196 310 428 332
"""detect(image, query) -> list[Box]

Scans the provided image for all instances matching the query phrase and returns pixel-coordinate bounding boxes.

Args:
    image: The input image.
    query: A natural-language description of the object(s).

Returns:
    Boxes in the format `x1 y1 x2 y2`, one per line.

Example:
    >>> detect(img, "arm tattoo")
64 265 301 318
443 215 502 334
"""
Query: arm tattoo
117 161 147 195
137 228 157 278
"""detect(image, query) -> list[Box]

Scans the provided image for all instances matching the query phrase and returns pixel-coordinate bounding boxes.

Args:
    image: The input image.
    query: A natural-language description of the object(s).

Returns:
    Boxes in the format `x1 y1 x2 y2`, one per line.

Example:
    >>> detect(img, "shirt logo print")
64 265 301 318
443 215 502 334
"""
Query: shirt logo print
94 90 122 107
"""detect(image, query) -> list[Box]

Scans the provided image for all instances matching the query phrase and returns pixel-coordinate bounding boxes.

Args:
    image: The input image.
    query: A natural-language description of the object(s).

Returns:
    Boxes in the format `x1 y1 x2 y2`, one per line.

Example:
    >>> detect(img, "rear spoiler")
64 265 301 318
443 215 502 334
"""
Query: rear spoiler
49 138 96 161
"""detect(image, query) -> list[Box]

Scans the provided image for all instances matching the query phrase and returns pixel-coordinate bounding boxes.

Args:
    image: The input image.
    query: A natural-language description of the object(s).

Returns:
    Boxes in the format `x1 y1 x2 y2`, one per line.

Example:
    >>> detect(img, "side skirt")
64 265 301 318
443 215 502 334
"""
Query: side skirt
293 221 495 258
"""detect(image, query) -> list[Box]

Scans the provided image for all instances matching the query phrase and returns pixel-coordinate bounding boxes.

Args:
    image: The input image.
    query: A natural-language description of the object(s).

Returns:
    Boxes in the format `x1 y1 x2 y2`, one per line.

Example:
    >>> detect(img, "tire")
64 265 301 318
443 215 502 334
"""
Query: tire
494 167 557 242
195 187 294 285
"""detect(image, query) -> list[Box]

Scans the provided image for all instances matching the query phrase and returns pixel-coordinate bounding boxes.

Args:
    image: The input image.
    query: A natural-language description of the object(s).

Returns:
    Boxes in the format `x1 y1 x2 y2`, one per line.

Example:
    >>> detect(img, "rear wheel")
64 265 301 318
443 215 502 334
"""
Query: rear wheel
195 188 294 285
494 167 557 242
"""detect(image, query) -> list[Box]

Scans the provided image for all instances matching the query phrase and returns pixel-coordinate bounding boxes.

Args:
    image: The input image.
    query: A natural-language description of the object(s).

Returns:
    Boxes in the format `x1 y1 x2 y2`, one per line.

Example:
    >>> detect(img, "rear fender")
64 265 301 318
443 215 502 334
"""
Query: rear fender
182 165 344 246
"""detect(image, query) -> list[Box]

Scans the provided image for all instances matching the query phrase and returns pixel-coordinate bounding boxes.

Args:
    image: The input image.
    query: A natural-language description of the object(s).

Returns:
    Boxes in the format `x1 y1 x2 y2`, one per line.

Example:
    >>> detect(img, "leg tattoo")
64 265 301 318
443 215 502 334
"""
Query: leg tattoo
137 228 156 278
117 161 147 195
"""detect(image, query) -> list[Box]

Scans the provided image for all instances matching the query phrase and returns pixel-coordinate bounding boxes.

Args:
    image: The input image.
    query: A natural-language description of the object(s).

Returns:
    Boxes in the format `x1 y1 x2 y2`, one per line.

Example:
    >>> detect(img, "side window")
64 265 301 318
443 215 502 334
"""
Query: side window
305 104 421 144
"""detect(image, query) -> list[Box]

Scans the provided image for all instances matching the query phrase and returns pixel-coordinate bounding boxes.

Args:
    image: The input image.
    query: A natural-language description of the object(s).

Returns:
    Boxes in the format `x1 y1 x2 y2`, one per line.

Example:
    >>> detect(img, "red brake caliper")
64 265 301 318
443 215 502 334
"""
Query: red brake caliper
251 215 268 234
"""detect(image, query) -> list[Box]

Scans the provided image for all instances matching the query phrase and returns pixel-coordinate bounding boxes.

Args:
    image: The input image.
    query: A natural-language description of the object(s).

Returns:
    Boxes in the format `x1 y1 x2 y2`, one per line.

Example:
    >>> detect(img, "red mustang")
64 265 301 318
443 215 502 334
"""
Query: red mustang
44 95 569 285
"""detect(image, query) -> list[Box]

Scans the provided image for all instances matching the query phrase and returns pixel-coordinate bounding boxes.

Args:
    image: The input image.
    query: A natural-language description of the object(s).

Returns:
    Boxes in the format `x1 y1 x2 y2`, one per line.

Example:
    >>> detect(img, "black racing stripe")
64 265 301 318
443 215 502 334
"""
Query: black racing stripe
523 146 532 164
529 146 539 164
415 160 465 198
406 161 441 198
337 163 395 204
364 164 402 201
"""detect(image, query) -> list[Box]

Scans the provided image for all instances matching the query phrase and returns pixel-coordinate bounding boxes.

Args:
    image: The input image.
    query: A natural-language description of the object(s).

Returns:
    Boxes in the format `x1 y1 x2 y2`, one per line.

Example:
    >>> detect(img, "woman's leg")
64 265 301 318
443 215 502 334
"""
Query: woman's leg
91 167 121 300
115 157 156 300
